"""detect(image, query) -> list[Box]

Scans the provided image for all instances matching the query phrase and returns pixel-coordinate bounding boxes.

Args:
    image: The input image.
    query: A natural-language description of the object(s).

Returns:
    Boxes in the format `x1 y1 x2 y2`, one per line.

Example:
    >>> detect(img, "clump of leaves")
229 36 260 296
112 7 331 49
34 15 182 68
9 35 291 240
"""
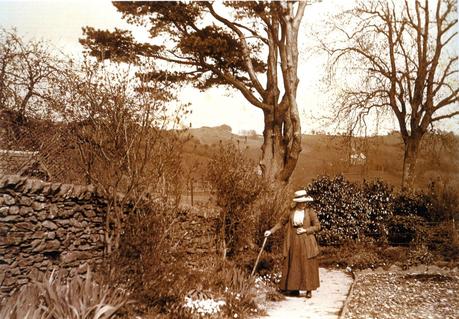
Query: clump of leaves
405 244 435 266
206 142 291 262
162 261 261 319
387 214 427 245
393 191 432 219
211 262 259 319
306 175 393 245
0 267 129 319
206 142 266 258
102 202 192 316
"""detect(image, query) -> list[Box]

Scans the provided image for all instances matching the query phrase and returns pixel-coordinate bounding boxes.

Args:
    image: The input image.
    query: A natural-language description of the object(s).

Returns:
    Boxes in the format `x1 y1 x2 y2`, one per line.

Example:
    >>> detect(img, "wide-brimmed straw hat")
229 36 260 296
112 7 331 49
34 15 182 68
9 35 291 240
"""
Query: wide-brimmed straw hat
293 190 314 202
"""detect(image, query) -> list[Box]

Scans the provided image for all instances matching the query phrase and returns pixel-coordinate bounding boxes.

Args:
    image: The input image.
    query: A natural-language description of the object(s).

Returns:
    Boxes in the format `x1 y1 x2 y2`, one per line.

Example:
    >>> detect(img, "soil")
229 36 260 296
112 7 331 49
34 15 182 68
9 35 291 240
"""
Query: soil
255 265 459 319
342 267 459 319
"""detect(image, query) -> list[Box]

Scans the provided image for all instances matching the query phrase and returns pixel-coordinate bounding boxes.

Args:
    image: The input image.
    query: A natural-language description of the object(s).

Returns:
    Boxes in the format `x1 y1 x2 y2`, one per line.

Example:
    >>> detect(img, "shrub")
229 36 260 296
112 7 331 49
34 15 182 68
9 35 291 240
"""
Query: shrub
319 240 385 270
387 214 427 245
427 181 459 222
101 190 266 318
361 179 394 239
393 191 432 219
207 143 266 258
424 221 459 261
209 262 259 319
162 261 261 319
0 267 129 319
251 185 292 257
102 201 191 315
306 175 393 245
306 175 362 244
309 176 459 267
343 242 384 270
405 244 435 266
380 246 410 263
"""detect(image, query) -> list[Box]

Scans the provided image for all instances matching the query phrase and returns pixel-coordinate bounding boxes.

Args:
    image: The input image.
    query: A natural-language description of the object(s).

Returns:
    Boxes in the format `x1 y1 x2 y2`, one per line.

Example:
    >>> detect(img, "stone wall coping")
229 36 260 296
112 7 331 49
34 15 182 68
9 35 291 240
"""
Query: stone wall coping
0 175 104 201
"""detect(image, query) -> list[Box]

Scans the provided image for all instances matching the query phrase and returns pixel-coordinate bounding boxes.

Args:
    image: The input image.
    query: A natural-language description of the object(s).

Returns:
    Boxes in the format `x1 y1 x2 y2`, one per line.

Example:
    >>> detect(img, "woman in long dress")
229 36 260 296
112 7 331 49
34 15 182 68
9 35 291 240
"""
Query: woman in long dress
264 190 321 298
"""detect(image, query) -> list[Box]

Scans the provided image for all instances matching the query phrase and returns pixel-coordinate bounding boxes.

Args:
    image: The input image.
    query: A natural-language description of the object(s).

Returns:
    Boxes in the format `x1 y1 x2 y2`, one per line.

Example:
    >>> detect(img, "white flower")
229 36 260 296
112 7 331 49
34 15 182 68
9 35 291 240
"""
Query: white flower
183 296 226 315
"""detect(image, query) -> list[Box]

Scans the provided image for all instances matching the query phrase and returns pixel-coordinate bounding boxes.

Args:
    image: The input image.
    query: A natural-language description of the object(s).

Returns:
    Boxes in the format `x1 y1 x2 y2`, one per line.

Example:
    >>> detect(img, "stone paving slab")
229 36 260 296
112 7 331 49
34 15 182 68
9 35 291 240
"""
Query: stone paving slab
258 268 353 319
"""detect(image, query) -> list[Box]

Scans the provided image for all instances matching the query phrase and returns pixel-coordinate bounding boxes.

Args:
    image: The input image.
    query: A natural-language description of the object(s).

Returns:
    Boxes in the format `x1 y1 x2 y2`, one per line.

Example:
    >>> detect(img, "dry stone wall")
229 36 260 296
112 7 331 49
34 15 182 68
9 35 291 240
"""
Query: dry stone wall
0 175 220 301
0 175 108 299
171 205 218 269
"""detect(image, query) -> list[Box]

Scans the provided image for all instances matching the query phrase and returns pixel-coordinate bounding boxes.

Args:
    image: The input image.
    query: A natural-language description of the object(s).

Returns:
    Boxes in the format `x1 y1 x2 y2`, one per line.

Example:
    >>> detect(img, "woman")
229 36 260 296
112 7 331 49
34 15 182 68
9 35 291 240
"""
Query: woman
264 190 321 298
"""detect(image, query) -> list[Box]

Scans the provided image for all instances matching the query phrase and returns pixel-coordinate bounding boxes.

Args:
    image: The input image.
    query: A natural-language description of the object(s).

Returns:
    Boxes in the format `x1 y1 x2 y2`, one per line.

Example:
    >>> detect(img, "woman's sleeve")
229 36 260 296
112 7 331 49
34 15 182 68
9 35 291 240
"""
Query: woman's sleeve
306 210 321 234
270 211 290 234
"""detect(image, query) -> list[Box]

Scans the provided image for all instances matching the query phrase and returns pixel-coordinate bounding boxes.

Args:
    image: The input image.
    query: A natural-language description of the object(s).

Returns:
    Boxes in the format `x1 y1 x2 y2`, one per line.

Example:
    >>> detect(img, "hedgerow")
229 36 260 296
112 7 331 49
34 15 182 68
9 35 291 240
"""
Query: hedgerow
304 175 457 247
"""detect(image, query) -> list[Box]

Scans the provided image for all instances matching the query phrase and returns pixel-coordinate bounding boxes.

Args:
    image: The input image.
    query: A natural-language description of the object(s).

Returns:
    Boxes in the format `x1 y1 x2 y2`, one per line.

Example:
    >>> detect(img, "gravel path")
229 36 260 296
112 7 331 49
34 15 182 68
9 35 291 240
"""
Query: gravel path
257 268 353 319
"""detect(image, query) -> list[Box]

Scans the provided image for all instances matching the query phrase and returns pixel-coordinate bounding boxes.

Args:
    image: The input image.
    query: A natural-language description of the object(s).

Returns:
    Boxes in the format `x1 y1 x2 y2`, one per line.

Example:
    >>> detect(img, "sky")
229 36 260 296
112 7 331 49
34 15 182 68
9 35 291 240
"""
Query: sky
0 0 457 135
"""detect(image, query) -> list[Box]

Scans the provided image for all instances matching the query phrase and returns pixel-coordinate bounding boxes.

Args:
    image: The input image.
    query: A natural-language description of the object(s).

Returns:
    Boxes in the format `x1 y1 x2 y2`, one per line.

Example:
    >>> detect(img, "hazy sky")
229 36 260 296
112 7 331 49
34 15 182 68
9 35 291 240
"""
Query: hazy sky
1 0 457 135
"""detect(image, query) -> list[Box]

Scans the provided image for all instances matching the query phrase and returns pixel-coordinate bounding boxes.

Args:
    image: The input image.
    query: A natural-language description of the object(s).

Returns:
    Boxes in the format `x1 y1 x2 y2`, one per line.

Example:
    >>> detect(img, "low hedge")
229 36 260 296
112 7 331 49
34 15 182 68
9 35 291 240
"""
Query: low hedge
305 175 457 247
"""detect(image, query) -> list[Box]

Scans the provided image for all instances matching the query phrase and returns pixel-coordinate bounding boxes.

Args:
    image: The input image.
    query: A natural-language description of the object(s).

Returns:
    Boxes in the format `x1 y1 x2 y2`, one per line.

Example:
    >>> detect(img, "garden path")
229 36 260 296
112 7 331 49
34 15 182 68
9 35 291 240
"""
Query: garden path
258 267 353 319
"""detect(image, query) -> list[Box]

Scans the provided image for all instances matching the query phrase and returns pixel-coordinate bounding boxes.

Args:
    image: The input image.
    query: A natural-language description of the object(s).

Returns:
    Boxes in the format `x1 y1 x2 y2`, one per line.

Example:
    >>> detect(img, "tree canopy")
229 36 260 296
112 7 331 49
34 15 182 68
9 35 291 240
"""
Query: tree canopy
80 1 310 183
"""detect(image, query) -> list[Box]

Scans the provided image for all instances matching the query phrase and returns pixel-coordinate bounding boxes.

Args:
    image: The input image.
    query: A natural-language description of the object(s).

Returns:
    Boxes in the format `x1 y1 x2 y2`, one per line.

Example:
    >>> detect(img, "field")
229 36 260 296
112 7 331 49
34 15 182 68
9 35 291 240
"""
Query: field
182 125 459 192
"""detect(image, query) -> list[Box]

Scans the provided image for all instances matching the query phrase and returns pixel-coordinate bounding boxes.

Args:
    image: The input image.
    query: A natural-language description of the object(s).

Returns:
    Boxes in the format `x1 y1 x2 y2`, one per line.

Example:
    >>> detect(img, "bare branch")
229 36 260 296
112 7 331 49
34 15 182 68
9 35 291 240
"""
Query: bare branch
432 110 459 122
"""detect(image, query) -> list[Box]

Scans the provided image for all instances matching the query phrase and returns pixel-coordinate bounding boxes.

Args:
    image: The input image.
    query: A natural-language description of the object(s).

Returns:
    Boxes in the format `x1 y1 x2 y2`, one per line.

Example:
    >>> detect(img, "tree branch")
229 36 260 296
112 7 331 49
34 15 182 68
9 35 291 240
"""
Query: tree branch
432 110 459 122
206 3 266 98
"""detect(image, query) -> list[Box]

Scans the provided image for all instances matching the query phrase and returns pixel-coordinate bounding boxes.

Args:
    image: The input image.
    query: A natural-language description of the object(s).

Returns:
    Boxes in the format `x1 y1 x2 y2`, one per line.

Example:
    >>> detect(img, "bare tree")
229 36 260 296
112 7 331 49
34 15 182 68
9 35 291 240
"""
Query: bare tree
326 0 458 189
0 29 60 121
0 30 79 182
54 58 187 253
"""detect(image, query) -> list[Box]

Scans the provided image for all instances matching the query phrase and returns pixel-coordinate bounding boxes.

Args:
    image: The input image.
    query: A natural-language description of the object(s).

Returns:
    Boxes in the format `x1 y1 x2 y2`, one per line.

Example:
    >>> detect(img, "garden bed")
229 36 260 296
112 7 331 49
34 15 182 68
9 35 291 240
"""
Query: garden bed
342 267 459 319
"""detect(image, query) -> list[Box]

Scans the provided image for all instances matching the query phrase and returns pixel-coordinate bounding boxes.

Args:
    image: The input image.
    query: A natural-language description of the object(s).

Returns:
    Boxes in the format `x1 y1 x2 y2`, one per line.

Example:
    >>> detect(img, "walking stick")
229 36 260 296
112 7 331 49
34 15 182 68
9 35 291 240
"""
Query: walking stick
251 236 268 276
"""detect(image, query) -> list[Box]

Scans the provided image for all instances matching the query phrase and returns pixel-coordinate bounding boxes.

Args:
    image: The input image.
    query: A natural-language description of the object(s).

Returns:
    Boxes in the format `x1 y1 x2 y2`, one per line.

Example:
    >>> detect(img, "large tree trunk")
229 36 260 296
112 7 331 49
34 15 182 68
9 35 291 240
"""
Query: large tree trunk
258 2 304 184
260 111 285 182
401 137 421 190
259 106 302 183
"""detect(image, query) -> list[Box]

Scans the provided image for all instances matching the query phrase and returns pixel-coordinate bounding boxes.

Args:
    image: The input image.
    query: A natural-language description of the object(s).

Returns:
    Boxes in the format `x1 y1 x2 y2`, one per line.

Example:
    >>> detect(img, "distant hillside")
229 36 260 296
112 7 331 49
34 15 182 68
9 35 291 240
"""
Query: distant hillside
188 124 234 144
183 125 459 191
188 124 262 148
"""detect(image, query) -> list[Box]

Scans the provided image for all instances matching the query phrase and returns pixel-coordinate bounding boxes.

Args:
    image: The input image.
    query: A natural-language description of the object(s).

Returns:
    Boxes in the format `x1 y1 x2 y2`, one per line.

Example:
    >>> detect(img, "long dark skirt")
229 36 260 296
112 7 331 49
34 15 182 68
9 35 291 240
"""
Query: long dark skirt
279 232 320 291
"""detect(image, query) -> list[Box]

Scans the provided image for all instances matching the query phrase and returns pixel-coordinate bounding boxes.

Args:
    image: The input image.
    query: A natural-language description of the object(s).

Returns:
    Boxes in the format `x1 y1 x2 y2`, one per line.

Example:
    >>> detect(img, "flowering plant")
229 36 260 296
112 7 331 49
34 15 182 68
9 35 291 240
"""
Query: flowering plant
183 296 226 317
